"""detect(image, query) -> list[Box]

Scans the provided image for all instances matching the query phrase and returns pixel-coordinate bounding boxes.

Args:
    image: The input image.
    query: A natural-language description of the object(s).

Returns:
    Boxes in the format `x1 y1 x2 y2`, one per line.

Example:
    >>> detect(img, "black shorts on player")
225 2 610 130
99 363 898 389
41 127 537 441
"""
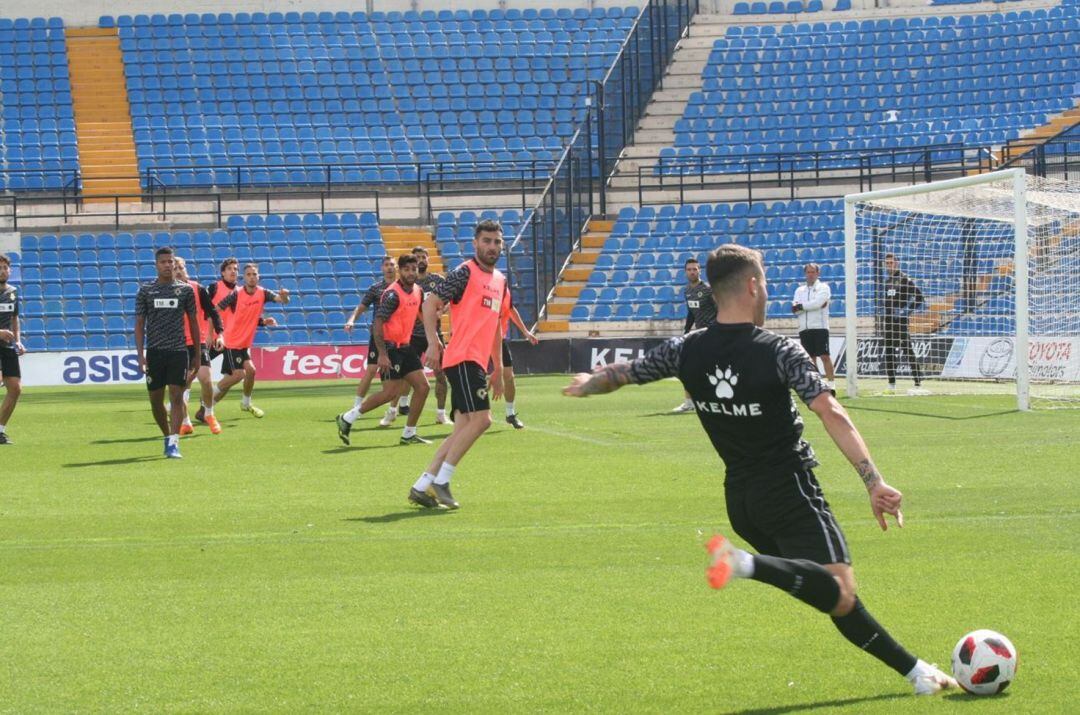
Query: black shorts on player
409 333 428 355
366 338 379 367
188 344 211 368
145 348 188 391
0 347 21 379
222 347 250 375
383 344 424 381
446 360 490 414
798 329 830 357
501 340 513 368
726 467 851 566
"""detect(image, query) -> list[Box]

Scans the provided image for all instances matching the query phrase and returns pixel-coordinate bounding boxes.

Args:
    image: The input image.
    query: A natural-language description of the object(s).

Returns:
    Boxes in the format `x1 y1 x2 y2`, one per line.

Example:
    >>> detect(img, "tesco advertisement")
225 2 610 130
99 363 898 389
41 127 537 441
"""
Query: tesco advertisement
18 346 373 387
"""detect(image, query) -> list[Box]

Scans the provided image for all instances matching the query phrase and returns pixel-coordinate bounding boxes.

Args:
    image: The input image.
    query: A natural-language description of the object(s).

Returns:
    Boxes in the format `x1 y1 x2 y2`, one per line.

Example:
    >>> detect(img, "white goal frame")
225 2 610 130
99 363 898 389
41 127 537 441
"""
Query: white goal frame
843 169 1031 410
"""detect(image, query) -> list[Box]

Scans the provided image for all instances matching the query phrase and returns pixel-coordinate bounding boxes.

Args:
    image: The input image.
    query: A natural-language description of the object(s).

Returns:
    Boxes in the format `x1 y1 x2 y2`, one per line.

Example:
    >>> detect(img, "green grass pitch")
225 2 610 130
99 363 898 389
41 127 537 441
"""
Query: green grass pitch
1 376 1076 713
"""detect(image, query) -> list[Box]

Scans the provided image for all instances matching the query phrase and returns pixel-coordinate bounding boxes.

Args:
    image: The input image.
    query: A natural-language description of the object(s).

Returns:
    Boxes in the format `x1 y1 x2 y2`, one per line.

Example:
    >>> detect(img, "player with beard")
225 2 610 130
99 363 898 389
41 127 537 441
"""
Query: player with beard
344 256 397 415
173 257 225 435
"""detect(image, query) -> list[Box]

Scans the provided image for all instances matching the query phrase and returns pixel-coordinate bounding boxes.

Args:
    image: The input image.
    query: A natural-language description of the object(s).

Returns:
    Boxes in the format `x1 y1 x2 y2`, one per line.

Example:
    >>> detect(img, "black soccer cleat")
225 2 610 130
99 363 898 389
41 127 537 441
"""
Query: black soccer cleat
0 432 11 445
408 487 439 509
194 406 206 424
399 405 410 417
506 413 525 429
400 434 432 445
335 413 352 446
431 482 460 510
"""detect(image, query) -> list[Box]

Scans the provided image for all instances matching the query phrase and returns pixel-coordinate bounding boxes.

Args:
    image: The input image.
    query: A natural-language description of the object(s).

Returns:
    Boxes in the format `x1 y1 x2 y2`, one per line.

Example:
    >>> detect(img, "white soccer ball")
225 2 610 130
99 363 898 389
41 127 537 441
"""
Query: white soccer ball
951 629 1018 695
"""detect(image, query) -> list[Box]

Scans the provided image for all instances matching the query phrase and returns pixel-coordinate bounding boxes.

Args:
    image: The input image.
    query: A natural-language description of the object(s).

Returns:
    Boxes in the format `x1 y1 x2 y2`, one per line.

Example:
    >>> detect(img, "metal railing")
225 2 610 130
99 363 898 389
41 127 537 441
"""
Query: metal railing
508 0 698 328
999 121 1080 181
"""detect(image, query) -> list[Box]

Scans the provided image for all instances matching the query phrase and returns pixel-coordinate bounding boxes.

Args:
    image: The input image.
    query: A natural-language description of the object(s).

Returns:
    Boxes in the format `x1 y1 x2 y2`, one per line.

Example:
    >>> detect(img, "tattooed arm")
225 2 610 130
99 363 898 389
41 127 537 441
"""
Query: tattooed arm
563 335 685 397
809 391 904 532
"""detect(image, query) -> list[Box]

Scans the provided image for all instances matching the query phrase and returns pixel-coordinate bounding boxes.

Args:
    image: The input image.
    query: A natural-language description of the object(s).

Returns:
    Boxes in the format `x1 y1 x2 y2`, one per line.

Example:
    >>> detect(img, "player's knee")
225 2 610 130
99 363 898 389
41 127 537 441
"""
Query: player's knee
829 573 858 616
6 380 21 398
475 412 493 432
415 380 430 396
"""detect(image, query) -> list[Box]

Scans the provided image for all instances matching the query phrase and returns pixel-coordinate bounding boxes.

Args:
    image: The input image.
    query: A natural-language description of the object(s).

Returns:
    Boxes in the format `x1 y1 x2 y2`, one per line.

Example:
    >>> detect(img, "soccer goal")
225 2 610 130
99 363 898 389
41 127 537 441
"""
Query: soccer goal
843 168 1080 410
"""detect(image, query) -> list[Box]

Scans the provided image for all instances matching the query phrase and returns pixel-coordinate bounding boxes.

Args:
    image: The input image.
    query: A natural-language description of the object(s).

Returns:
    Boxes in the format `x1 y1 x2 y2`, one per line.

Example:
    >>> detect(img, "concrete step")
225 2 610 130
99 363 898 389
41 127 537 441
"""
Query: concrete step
538 319 569 333
587 219 614 231
563 267 592 282
554 285 584 299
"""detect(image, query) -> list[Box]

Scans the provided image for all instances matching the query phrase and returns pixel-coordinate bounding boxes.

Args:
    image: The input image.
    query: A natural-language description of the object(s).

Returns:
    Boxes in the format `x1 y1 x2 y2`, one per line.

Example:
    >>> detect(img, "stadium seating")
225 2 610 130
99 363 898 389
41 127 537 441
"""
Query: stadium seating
0 17 79 191
15 213 386 350
662 6 1080 174
103 8 638 188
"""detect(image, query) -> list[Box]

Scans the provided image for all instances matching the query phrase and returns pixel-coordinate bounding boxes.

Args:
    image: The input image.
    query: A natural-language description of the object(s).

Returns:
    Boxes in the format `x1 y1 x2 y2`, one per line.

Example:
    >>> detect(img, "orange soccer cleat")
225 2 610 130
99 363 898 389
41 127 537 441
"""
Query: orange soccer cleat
180 423 195 436
206 415 223 435
705 534 736 589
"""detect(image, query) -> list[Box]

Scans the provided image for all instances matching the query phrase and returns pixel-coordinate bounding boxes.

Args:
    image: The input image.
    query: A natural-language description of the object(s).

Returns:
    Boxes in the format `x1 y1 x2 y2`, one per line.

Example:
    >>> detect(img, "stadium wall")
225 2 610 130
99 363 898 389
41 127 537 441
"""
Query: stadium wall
4 0 644 28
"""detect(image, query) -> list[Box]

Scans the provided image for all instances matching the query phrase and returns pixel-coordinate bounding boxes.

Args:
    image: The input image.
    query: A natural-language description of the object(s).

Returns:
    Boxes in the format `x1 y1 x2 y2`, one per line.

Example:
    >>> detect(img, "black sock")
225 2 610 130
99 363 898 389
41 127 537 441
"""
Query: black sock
831 598 918 676
750 554 841 613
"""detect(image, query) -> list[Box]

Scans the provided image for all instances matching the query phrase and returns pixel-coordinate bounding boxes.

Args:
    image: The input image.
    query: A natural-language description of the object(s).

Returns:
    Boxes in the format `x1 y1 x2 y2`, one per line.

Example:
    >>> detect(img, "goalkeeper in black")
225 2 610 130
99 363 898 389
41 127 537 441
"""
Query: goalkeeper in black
672 257 717 413
881 253 926 394
564 244 956 696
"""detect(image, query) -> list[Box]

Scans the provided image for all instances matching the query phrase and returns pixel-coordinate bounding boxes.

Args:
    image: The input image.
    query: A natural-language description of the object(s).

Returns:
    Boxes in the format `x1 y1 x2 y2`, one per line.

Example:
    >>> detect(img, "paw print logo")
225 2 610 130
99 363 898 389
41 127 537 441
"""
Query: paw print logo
708 367 738 400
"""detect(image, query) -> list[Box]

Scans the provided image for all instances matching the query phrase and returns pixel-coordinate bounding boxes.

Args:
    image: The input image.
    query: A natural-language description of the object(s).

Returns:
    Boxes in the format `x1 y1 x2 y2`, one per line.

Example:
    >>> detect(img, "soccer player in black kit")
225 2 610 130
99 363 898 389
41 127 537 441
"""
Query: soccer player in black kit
564 244 956 696
673 257 717 413
0 253 24 445
881 253 927 395
134 247 199 459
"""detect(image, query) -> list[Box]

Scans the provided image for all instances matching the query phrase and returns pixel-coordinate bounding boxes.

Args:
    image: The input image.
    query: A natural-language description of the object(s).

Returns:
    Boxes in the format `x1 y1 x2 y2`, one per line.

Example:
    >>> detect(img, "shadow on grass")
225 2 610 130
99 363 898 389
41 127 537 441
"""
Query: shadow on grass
942 691 1011 704
724 693 905 714
91 435 168 445
63 455 165 468
844 404 1018 421
641 410 698 418
345 509 452 524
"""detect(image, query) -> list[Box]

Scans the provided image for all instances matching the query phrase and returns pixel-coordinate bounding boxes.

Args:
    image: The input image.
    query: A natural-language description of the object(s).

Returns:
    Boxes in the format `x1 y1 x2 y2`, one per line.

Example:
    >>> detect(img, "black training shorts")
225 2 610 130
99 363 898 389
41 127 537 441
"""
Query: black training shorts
799 329 830 357
187 344 211 369
725 467 851 566
446 360 490 415
383 344 424 381
145 348 188 391
366 337 379 366
0 346 21 379
222 347 251 375
501 340 513 368
410 332 428 356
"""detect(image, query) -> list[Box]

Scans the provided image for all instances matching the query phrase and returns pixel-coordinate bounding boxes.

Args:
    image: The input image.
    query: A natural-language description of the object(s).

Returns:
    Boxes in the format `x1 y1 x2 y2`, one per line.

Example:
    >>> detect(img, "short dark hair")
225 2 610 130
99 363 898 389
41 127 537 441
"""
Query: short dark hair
884 253 896 260
706 244 764 301
685 257 699 268
220 257 238 273
475 219 503 238
243 262 259 273
381 255 395 264
154 246 174 259
804 262 820 272
398 254 418 269
0 253 10 267
411 246 428 256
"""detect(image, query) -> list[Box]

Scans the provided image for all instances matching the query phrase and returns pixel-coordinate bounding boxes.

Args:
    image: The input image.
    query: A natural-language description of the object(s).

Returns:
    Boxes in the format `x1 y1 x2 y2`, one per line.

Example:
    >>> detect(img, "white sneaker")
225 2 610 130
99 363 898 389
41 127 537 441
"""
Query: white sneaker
435 412 453 425
378 407 398 427
908 661 958 696
671 402 694 413
882 385 897 396
907 386 931 396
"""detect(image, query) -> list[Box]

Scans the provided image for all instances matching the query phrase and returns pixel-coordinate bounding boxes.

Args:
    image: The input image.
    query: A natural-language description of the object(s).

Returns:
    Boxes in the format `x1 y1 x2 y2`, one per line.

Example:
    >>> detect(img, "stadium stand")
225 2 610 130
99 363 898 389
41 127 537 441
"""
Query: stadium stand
102 8 637 188
0 17 79 191
14 214 386 351
660 6 1080 174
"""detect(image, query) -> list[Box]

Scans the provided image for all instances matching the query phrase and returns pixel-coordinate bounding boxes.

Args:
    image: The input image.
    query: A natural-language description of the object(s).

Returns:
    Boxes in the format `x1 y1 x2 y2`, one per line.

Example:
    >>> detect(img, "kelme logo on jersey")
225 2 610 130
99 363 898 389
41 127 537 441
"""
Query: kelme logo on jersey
697 366 762 417
708 366 738 400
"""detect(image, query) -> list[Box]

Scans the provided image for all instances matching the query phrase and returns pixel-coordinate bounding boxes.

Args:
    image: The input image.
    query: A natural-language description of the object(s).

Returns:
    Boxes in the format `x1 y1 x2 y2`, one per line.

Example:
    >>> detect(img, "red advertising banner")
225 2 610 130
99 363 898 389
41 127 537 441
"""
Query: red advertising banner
249 345 371 380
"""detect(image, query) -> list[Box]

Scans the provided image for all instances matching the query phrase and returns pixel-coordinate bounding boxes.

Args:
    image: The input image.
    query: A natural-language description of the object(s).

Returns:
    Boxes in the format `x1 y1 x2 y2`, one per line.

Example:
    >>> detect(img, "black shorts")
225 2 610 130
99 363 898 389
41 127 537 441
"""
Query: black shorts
208 346 224 362
187 344 211 369
383 344 424 381
725 468 851 566
446 360 490 415
145 348 188 391
410 332 428 355
501 340 513 368
799 329 830 357
366 338 379 366
222 347 251 375
0 347 20 379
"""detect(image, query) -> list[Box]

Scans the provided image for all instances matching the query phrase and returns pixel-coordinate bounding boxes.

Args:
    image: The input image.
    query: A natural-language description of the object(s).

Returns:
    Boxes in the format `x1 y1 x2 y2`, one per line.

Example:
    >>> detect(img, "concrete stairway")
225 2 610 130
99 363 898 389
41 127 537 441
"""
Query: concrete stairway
380 226 450 332
536 218 612 336
65 28 140 201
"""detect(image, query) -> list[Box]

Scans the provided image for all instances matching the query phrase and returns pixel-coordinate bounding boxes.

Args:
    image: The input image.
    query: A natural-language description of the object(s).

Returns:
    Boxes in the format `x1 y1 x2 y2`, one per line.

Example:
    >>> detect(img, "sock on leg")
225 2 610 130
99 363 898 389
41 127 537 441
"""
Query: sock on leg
832 598 918 676
505 401 515 416
182 389 190 404
167 434 179 446
343 406 362 424
241 394 251 408
749 555 842 613
413 472 435 491
398 395 410 408
437 408 447 419
354 395 363 409
0 424 6 433
434 462 456 485
402 425 416 438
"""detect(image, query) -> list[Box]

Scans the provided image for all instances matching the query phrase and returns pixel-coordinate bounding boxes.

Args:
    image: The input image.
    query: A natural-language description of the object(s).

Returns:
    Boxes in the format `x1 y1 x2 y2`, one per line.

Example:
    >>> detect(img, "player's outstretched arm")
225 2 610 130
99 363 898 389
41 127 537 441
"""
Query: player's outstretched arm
809 392 904 531
565 335 683 397
563 362 634 397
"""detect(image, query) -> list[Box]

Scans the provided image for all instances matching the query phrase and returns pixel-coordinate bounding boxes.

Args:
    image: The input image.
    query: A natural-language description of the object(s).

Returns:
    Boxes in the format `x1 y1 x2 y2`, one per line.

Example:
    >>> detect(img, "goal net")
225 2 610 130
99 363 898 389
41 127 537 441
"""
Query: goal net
843 169 1080 410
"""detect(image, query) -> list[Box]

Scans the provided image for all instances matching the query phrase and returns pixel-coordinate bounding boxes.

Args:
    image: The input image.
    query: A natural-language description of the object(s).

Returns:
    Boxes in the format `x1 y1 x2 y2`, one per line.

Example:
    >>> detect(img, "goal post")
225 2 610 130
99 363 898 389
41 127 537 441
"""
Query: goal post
843 168 1080 410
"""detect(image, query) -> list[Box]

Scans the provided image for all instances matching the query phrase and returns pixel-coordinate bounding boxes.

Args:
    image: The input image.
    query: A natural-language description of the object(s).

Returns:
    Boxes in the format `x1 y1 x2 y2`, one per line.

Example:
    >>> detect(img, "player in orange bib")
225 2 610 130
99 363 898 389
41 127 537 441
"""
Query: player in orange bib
407 219 508 510
173 257 225 435
336 254 431 446
212 263 289 417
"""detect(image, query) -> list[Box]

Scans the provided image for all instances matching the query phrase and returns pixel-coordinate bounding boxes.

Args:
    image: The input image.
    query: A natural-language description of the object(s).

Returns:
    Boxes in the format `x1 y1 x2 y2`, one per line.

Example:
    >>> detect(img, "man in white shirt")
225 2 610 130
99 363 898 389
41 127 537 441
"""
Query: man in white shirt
793 263 835 392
